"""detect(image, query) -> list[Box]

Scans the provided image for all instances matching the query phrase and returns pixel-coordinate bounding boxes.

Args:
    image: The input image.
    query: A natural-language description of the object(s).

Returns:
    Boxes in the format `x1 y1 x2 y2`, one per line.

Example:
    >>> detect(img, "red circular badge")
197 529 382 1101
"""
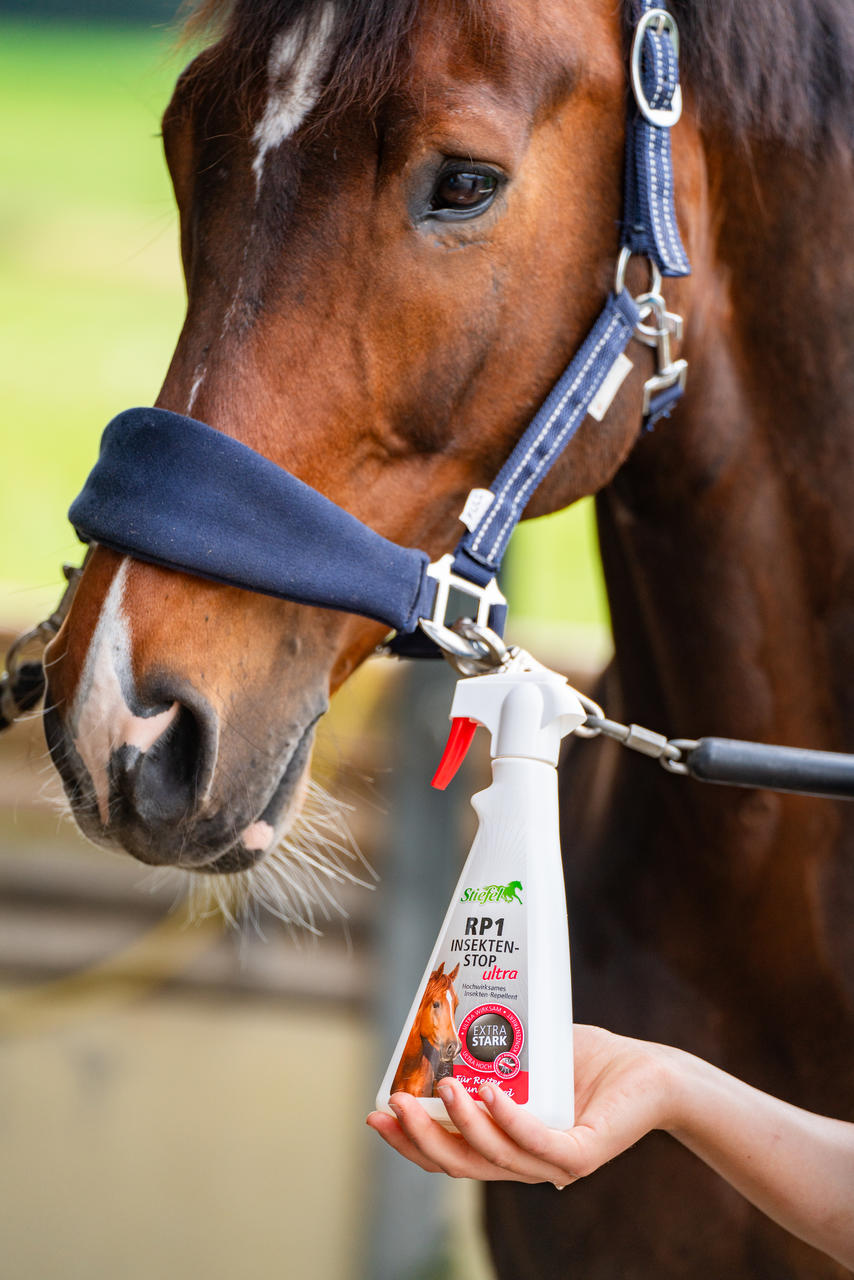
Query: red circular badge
458 1003 524 1072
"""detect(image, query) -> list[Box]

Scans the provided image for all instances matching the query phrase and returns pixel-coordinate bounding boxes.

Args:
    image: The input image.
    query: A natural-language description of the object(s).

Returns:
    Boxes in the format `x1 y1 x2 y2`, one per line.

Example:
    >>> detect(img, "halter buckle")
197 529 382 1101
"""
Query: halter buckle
635 294 687 414
401 555 507 668
630 8 683 129
421 553 506 641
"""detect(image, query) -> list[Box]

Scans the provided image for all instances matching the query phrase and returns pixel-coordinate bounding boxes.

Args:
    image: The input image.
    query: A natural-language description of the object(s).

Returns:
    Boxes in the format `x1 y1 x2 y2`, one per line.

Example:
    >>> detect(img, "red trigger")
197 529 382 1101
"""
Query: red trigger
432 717 479 790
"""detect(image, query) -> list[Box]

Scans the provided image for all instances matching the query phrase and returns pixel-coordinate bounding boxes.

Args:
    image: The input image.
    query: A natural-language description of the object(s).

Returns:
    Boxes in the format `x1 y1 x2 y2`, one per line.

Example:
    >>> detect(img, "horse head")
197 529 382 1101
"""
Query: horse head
44 0 700 880
418 961 461 1067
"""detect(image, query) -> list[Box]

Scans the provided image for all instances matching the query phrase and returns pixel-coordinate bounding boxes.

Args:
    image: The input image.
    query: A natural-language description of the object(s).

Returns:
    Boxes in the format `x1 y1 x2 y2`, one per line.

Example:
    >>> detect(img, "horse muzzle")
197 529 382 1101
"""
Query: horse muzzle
43 676 322 872
443 1039 462 1063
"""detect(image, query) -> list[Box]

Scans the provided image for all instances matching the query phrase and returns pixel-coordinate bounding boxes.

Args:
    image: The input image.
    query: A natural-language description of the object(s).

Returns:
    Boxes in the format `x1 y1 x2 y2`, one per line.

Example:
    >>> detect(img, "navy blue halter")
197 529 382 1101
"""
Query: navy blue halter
69 1 689 650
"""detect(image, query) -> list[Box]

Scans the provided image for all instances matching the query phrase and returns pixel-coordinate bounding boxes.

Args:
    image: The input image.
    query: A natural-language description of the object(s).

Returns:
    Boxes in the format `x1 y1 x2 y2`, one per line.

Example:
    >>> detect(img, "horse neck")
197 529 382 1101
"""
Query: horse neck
589 130 854 995
404 998 434 1059
602 132 854 758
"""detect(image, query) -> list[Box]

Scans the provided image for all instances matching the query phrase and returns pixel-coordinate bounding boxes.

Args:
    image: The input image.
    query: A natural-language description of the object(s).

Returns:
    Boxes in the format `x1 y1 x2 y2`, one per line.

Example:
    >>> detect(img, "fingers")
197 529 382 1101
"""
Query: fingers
368 1082 587 1186
367 1026 670 1187
367 1080 616 1186
438 1080 576 1185
379 1089 525 1182
475 1082 599 1180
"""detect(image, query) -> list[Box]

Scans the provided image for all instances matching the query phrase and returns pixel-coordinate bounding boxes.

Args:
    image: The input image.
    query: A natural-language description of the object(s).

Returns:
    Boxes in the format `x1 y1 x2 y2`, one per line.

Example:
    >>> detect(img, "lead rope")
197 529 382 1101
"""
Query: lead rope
0 559 85 732
432 620 854 803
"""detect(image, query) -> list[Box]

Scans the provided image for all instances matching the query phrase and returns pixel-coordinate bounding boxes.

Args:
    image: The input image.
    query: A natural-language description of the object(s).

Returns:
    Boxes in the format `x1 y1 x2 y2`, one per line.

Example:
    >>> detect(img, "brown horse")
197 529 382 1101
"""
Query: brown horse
391 962 461 1097
42 0 854 1274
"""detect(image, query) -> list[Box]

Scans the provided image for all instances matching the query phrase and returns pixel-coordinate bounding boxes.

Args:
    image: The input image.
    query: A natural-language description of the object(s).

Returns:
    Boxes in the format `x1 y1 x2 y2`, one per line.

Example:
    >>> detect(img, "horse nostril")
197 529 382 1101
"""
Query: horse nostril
109 698 212 829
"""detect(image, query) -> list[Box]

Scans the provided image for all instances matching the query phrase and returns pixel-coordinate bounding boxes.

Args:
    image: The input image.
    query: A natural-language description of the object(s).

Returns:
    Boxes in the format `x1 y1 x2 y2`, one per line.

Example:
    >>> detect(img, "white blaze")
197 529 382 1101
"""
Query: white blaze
251 4 337 194
71 558 178 824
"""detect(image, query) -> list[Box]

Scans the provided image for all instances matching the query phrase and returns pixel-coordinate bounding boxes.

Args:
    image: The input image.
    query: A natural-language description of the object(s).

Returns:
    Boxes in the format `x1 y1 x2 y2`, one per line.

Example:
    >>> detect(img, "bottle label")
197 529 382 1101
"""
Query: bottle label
391 877 529 1103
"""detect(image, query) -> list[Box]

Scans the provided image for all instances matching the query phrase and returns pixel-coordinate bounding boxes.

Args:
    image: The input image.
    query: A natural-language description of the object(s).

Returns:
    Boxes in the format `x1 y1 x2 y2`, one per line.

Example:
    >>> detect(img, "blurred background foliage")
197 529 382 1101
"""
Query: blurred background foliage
1 16 185 624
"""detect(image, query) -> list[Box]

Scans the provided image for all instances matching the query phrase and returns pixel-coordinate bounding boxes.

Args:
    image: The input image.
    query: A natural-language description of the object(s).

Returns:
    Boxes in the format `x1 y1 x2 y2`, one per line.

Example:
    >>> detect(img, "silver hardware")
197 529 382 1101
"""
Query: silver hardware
634 293 688 414
634 293 683 347
614 246 662 300
574 691 607 737
416 552 506 656
421 616 512 677
642 359 688 416
575 697 696 772
660 737 699 776
614 252 688 415
630 8 682 129
1 560 85 730
376 554 505 661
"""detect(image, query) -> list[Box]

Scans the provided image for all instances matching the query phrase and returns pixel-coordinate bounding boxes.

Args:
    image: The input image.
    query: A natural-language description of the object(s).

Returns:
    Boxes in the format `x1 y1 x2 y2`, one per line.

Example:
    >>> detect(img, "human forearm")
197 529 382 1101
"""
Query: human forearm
662 1045 854 1270
367 1024 854 1272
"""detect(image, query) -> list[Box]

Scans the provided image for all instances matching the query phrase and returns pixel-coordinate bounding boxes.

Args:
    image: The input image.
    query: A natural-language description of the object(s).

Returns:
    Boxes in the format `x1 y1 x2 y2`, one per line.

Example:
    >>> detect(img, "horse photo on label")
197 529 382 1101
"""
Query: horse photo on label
391 962 461 1099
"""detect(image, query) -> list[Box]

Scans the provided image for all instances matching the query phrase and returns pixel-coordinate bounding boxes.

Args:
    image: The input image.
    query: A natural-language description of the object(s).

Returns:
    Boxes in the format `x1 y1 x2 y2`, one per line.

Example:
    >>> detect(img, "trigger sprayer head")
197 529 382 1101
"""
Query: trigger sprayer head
432 659 587 787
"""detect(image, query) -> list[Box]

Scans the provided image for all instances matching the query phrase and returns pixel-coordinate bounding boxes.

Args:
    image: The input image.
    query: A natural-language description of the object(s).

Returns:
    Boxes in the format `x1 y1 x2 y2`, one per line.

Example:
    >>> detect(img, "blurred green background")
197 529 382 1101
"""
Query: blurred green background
1 17 185 624
0 10 611 1280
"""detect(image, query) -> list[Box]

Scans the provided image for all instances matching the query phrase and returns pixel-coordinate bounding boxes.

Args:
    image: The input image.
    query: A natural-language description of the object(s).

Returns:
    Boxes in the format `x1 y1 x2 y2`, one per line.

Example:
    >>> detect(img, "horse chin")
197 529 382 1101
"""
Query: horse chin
44 697 318 874
200 750 315 876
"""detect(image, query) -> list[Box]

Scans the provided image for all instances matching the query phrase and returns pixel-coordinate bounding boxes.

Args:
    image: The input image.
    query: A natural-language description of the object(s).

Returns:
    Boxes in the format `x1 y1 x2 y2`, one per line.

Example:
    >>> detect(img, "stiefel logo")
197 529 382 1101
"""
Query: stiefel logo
460 880 523 905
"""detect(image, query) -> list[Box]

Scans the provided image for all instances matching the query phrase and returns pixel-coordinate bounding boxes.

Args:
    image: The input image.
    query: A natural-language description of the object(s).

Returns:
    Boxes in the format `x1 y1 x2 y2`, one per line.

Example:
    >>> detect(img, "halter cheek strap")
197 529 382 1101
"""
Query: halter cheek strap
68 2 688 650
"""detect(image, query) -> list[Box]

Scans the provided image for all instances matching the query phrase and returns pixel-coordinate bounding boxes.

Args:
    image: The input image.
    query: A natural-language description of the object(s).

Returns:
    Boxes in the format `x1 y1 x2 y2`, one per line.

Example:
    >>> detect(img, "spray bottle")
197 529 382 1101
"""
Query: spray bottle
376 649 585 1131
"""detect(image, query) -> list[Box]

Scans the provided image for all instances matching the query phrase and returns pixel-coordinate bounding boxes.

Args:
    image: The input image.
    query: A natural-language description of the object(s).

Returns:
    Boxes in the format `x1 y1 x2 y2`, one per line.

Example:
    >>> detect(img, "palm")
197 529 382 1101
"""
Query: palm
567 1026 672 1172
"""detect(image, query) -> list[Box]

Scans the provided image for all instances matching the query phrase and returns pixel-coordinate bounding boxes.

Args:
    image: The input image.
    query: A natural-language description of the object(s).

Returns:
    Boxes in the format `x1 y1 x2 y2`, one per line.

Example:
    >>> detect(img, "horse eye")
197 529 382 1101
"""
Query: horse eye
432 1000 441 1009
430 168 498 218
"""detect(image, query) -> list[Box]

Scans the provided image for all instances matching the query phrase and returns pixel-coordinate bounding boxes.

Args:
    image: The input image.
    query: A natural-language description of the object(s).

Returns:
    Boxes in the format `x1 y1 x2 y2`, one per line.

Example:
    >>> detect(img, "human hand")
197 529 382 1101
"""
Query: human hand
366 1024 680 1186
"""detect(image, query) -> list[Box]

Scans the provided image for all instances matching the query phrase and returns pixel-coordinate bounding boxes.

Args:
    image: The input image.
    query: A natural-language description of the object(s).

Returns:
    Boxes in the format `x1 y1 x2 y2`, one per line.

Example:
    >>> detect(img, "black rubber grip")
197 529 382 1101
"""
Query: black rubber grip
685 738 854 800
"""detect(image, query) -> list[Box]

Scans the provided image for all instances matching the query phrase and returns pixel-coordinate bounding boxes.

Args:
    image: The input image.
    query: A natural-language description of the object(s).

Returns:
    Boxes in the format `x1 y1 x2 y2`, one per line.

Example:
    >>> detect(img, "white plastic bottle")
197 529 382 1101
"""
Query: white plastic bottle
376 656 585 1131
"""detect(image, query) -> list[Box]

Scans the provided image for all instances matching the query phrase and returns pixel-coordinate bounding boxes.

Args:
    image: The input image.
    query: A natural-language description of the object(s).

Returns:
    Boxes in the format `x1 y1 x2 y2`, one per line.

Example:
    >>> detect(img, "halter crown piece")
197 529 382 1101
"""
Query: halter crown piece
69 1 689 658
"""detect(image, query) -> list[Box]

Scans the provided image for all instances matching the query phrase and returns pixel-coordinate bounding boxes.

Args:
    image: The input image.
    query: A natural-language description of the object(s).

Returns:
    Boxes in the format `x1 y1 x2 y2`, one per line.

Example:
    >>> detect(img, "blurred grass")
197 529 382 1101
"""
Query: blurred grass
0 18 610 639
0 19 184 623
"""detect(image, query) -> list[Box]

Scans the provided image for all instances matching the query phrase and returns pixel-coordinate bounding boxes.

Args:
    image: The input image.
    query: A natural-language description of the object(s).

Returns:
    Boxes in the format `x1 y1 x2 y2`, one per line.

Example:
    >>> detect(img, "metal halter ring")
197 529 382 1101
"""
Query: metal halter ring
419 616 510 677
634 293 673 346
614 246 663 303
630 8 683 129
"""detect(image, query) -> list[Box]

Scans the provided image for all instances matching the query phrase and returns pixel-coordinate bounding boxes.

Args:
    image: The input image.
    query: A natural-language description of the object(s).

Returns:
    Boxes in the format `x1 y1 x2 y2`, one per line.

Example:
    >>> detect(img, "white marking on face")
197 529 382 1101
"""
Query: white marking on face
242 820 275 852
70 558 179 824
251 3 336 195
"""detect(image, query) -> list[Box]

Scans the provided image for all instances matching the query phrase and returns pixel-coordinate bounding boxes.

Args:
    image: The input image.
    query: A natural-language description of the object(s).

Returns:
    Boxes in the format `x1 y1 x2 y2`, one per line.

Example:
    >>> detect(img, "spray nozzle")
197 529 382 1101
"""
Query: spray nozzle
432 717 479 790
431 652 588 789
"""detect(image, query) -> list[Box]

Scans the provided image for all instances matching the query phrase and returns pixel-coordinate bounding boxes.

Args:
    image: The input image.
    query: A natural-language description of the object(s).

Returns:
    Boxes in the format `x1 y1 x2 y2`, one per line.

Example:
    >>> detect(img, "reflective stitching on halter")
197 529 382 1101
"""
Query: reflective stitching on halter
646 36 667 267
645 32 688 273
650 30 664 106
474 312 624 562
658 39 688 270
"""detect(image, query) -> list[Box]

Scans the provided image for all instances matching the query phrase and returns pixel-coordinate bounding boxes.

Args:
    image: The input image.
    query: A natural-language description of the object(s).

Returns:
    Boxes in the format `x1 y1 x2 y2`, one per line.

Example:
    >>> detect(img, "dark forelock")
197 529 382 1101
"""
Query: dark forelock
179 0 854 147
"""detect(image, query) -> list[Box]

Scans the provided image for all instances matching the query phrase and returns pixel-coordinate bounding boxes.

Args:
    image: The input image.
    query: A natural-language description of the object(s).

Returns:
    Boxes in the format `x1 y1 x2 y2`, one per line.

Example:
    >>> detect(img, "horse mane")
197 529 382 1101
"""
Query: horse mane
179 0 854 148
669 0 854 146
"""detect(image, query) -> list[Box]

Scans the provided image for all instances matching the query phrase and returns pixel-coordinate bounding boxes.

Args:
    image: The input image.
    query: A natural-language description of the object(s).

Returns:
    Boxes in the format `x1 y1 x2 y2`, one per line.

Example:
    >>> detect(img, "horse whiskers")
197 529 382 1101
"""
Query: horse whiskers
156 777 375 938
38 783 73 818
41 644 69 671
9 697 64 724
